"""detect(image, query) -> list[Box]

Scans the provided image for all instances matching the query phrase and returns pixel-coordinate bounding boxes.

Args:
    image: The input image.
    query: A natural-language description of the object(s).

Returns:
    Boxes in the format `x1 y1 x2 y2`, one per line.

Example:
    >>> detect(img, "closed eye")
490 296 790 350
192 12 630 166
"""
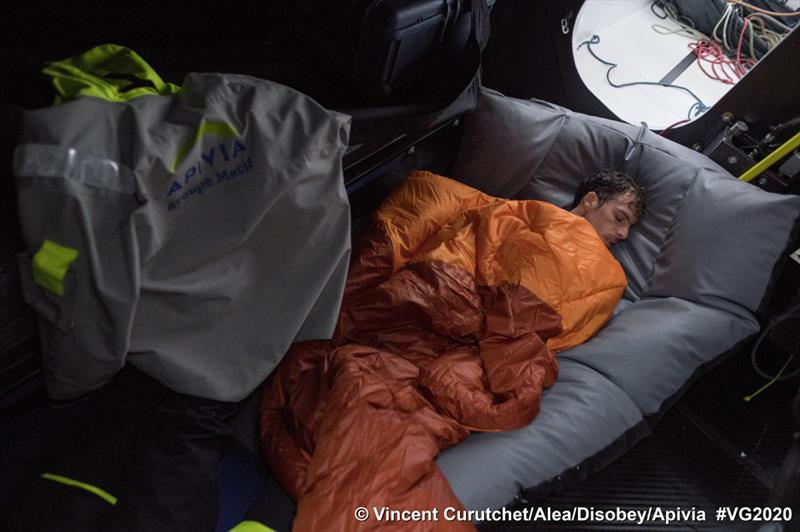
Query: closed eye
615 210 633 225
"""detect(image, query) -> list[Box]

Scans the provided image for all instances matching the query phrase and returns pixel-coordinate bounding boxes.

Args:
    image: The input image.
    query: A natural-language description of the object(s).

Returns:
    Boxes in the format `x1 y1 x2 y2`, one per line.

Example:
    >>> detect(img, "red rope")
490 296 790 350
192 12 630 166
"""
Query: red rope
736 18 749 76
659 118 691 136
688 36 754 85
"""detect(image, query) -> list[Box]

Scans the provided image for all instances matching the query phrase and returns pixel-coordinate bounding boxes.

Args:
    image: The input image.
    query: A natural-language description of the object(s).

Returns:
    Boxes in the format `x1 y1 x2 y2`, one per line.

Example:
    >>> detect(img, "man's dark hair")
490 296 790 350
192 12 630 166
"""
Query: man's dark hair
571 169 646 220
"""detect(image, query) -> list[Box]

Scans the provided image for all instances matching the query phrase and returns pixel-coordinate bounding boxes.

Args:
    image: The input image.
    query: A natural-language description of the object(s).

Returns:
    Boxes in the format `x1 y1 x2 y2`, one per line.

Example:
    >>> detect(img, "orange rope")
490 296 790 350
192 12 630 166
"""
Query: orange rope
728 0 800 17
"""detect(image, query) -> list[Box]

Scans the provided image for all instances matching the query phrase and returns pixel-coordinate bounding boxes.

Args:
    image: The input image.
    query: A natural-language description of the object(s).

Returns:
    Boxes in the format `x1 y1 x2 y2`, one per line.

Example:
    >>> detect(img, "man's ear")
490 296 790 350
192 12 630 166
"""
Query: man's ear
571 191 600 216
582 191 600 210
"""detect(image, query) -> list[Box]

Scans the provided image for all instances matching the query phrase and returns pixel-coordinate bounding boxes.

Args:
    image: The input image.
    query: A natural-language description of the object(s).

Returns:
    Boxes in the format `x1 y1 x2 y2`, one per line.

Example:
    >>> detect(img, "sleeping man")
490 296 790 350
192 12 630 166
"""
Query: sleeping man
258 169 644 531
570 169 645 248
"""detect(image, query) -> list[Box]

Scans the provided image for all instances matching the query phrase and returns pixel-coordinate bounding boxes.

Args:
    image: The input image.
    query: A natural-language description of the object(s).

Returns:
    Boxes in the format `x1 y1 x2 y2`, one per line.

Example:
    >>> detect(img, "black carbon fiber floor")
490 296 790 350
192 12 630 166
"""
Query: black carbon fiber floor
479 340 799 531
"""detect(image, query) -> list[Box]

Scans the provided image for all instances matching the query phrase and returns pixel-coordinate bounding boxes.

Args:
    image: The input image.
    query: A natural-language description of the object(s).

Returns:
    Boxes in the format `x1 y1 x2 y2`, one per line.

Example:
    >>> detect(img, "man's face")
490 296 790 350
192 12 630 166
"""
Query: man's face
579 191 639 247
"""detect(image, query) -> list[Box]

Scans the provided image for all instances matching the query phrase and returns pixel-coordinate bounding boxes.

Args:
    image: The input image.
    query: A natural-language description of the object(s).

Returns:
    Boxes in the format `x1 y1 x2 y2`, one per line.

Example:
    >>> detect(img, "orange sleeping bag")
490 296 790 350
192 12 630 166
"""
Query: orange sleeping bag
260 171 626 530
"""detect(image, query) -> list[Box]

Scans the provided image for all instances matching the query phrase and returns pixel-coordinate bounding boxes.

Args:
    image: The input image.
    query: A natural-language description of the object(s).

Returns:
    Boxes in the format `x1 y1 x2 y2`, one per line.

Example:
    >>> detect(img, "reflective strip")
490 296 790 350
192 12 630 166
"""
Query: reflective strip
40 473 117 505
32 240 79 296
14 143 137 194
228 521 276 532
171 121 241 173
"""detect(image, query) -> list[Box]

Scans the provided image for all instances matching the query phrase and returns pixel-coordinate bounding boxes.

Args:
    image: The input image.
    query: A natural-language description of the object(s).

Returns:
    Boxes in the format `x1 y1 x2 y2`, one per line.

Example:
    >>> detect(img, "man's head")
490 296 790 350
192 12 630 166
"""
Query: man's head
570 170 645 247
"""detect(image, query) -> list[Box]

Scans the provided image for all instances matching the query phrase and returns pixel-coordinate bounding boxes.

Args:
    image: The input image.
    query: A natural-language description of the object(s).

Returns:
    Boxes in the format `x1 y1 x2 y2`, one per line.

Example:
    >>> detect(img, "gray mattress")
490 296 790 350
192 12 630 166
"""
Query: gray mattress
437 89 800 511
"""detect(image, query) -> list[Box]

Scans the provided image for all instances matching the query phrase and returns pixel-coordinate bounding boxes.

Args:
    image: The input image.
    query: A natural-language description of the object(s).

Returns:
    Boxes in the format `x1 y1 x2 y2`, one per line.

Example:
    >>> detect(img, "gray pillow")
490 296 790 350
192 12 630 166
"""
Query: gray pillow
453 89 800 311
645 171 800 314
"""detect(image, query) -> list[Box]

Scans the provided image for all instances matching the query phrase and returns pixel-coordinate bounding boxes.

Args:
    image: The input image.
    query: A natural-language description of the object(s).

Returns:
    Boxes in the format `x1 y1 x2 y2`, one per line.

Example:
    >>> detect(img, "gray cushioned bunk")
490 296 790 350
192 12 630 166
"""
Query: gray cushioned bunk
437 88 800 511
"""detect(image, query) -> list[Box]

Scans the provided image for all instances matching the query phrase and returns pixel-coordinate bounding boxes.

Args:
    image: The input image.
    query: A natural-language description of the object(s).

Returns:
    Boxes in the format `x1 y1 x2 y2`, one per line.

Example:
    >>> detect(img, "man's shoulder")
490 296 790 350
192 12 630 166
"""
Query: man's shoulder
526 200 606 240
534 201 625 275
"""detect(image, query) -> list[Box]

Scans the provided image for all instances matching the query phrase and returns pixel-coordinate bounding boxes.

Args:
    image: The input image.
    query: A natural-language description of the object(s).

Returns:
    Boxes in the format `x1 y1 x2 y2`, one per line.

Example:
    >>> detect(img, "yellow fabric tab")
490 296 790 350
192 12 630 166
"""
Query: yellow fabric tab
40 473 117 505
170 121 241 172
32 240 79 296
228 520 277 532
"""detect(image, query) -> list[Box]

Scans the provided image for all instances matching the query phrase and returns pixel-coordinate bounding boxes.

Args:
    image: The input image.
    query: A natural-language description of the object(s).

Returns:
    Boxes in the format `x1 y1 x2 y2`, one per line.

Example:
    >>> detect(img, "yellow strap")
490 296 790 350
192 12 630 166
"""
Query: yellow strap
739 129 800 182
40 473 117 505
32 240 79 296
228 520 277 532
